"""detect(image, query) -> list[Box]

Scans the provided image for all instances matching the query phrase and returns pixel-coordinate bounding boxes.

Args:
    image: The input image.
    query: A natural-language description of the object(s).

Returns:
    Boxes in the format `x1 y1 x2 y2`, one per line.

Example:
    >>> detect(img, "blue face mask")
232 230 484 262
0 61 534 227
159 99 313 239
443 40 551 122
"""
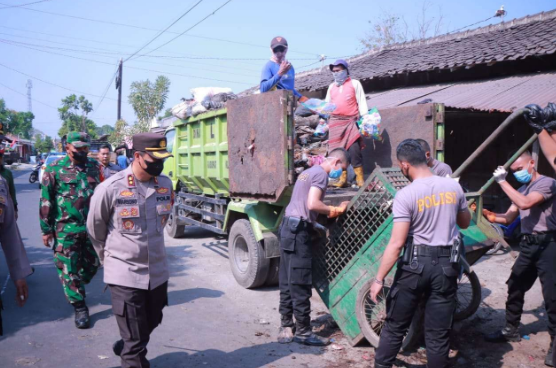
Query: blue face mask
329 168 342 179
513 164 532 184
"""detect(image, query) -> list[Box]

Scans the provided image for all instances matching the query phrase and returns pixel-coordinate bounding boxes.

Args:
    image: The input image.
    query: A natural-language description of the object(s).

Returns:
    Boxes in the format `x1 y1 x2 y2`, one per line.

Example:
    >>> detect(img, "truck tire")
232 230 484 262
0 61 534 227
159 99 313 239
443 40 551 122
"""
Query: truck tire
265 257 280 286
166 207 186 238
229 219 270 289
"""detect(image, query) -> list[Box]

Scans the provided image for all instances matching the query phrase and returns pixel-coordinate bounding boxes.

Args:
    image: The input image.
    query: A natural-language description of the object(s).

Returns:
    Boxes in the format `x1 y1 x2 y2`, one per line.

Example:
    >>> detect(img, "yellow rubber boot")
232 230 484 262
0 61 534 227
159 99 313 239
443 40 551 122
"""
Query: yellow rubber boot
354 166 365 187
331 170 347 188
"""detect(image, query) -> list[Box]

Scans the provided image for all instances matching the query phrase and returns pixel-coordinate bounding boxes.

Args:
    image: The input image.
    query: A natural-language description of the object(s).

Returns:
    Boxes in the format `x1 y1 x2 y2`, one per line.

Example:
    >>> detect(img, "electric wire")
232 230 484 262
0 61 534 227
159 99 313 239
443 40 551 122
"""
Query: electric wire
124 0 203 62
0 0 51 10
449 16 495 34
0 2 319 56
0 81 58 109
91 64 120 119
134 0 232 60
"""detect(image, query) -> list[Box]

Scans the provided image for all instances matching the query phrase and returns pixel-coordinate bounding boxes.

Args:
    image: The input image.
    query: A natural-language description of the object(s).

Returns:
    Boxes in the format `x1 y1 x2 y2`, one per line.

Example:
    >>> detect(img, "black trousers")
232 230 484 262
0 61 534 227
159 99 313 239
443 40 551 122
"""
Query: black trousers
506 238 556 336
348 139 363 168
375 249 458 368
109 282 168 368
278 221 313 327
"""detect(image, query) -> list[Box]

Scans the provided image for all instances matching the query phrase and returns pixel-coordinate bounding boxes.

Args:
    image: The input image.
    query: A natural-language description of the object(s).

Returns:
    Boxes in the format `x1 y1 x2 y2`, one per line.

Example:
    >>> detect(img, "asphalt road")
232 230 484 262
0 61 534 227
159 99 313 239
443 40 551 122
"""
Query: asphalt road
0 169 341 368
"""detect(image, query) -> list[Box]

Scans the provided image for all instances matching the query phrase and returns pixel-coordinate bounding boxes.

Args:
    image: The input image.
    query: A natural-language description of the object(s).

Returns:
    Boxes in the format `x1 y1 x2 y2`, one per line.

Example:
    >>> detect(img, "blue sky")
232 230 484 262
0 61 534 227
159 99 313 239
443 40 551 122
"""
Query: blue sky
1 0 554 137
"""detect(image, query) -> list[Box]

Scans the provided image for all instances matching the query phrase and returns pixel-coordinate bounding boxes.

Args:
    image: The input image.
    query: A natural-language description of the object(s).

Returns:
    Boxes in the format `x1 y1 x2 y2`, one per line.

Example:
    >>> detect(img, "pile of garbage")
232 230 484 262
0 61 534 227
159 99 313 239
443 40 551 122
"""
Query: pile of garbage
171 87 237 119
293 98 335 175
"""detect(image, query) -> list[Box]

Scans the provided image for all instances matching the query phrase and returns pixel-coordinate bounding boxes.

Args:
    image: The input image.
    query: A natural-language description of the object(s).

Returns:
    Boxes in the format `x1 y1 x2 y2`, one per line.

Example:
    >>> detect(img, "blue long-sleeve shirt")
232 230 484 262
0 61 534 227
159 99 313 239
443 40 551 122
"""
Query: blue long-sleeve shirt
260 60 301 98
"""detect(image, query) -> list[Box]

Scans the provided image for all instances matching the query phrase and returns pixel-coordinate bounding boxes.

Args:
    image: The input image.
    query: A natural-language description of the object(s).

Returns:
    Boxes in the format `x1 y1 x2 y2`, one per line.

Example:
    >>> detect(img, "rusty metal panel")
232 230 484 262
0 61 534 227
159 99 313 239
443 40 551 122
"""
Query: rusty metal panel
361 104 436 174
227 90 294 202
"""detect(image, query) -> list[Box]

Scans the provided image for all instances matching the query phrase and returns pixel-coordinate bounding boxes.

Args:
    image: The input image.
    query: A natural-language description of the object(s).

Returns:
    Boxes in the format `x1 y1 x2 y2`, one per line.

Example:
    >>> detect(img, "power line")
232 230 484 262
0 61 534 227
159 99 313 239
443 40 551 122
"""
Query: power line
0 0 51 10
0 40 255 85
135 0 233 59
0 29 260 72
0 61 118 100
91 64 120 119
449 16 495 34
0 2 318 56
0 80 58 109
124 0 203 62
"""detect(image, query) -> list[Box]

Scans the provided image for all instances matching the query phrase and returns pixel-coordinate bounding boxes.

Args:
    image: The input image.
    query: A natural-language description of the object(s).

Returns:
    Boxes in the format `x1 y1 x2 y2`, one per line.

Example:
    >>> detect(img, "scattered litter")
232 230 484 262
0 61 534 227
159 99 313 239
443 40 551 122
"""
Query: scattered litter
15 357 41 366
523 335 530 340
257 319 270 325
362 354 371 361
529 356 534 362
98 355 109 360
292 356 296 360
329 343 344 351
255 332 264 337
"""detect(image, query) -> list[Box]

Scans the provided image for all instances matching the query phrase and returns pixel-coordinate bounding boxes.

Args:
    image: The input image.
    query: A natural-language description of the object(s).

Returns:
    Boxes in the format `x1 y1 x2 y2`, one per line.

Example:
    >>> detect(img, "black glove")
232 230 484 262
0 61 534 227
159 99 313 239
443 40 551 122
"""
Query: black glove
543 102 556 133
524 104 544 134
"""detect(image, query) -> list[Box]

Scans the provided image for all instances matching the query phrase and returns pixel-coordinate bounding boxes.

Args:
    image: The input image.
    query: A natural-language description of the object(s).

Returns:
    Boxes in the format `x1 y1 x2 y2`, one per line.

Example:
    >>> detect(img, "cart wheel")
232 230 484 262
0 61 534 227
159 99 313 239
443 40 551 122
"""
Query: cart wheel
356 280 421 350
486 223 504 255
264 257 280 286
454 269 481 321
29 172 38 183
166 206 186 238
229 219 270 289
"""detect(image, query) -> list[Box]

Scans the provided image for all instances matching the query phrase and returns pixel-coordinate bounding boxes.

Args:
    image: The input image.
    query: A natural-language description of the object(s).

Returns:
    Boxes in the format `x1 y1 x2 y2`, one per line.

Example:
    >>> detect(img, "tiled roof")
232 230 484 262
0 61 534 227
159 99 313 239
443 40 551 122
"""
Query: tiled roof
294 9 556 92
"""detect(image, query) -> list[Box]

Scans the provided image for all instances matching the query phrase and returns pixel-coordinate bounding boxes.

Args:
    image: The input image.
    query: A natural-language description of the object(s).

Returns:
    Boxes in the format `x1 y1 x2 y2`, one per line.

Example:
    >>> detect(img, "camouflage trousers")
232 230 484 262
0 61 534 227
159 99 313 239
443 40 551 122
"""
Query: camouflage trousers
53 230 99 304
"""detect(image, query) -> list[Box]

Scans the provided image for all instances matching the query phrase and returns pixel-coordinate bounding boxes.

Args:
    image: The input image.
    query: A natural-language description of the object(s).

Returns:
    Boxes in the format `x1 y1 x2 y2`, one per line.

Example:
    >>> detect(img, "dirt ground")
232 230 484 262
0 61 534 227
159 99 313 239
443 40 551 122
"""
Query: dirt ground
316 244 552 368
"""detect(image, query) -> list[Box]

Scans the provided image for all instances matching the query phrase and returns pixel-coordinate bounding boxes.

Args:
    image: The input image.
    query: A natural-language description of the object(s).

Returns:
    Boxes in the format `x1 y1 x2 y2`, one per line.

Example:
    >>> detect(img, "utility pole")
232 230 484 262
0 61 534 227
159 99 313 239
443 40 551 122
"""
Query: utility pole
25 79 32 113
116 58 123 121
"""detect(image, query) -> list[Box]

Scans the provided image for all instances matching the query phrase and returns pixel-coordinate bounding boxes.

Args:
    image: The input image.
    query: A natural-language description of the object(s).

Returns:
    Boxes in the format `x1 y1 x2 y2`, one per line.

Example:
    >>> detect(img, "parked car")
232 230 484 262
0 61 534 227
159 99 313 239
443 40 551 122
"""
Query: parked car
38 154 66 188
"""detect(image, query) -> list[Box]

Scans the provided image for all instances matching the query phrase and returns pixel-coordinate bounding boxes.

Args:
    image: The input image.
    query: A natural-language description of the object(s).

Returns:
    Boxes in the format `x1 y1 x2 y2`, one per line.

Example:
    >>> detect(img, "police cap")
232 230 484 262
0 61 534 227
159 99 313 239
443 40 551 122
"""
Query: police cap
133 133 173 159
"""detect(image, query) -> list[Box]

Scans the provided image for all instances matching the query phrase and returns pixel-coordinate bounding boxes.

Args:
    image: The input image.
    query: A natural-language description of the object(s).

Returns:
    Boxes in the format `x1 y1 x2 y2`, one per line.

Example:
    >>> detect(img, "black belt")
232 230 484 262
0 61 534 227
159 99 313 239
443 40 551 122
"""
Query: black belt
283 216 313 231
415 245 452 257
522 232 556 244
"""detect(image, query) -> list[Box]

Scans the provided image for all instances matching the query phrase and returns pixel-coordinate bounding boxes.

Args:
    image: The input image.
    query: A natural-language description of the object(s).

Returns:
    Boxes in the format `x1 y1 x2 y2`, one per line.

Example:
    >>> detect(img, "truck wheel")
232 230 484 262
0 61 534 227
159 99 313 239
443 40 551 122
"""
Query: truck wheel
265 257 280 286
166 207 186 238
229 219 269 289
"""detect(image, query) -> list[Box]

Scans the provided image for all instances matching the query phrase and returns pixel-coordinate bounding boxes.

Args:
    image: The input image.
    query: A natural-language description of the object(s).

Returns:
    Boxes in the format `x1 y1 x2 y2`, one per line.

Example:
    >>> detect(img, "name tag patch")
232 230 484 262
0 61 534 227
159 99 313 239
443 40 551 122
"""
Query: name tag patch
156 195 171 202
116 198 138 205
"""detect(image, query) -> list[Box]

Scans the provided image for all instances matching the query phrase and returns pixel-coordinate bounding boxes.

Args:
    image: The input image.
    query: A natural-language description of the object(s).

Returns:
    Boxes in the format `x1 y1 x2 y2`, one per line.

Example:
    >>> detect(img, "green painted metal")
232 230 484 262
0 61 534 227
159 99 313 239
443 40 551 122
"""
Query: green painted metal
168 108 229 196
225 200 285 241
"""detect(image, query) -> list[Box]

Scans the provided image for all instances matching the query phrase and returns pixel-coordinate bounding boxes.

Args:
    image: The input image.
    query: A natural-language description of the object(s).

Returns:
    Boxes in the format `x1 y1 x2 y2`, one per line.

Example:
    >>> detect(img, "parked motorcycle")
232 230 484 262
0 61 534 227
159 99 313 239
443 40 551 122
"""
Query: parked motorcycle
28 163 41 184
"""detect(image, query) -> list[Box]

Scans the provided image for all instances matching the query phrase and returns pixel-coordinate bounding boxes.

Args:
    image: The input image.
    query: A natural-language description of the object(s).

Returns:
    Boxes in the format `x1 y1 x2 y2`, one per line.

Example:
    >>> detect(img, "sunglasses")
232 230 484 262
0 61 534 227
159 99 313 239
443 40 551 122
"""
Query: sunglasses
273 46 286 53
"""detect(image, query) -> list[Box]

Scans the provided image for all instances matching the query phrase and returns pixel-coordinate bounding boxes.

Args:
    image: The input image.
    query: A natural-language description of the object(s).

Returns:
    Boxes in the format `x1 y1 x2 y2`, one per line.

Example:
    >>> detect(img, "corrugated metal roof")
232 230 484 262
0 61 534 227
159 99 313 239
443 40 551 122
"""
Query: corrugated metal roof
366 72 556 112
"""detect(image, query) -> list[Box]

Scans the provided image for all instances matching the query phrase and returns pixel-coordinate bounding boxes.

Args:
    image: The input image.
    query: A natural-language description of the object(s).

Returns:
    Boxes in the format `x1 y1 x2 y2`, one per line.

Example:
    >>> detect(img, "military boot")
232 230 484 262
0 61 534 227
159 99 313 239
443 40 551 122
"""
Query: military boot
353 166 365 187
546 336 554 367
293 321 330 346
484 323 521 342
73 301 90 329
277 315 295 344
374 363 393 368
113 339 124 356
331 171 347 188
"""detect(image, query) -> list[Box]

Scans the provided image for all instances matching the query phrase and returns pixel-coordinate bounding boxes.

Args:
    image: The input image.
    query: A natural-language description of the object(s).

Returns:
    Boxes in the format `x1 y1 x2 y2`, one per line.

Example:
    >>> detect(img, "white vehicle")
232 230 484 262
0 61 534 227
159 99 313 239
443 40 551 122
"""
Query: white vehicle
38 154 66 188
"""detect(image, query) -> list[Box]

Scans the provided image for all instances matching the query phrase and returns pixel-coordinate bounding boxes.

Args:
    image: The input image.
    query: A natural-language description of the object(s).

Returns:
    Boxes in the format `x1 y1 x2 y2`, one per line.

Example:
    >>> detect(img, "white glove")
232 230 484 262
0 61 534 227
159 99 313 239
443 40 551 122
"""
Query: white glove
493 166 507 183
447 174 460 183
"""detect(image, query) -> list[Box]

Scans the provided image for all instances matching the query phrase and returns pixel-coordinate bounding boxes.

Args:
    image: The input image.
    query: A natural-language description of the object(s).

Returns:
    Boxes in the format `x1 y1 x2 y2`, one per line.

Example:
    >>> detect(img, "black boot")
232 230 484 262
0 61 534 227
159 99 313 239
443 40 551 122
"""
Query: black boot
278 315 295 344
113 339 124 357
293 321 330 346
484 323 520 342
73 301 90 329
546 337 554 367
374 363 392 368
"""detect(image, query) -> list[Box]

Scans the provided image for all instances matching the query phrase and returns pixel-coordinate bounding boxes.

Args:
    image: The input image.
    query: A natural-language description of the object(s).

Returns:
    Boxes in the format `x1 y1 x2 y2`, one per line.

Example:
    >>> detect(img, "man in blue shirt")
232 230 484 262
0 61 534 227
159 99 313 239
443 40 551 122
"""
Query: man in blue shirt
116 150 129 169
260 36 307 102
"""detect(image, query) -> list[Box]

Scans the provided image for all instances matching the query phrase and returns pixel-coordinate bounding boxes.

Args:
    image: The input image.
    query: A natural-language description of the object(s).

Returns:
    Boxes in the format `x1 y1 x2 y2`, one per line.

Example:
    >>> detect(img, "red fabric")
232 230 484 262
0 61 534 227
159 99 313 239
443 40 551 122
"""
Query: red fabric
329 78 359 117
328 115 361 151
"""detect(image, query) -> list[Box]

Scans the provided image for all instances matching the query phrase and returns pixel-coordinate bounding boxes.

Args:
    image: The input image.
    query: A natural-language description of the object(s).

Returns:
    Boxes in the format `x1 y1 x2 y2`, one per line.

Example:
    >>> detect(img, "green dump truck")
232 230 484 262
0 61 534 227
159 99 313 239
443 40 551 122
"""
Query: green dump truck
163 90 353 288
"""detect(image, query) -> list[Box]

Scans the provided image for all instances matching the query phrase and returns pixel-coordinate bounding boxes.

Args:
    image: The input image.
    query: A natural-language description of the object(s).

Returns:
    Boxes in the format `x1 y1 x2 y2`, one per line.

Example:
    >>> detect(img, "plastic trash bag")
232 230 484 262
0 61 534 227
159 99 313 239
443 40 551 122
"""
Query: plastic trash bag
359 107 382 141
300 98 336 115
314 119 329 136
191 87 233 103
171 100 191 119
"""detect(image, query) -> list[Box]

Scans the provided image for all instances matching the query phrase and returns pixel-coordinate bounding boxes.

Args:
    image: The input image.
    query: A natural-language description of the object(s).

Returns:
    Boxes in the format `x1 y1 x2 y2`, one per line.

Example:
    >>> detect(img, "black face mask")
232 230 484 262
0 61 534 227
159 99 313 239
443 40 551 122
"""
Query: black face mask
72 150 88 164
140 156 164 176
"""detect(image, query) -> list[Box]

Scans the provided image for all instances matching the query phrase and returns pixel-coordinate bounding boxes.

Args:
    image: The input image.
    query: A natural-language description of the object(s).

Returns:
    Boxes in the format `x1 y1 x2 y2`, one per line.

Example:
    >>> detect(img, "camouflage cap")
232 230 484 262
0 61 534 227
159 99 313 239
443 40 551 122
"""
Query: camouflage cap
133 132 173 159
67 132 91 148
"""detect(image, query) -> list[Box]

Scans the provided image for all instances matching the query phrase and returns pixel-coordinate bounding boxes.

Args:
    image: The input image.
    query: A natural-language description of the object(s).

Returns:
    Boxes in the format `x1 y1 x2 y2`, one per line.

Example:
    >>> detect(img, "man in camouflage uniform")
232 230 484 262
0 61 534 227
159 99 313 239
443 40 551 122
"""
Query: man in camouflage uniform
39 132 103 329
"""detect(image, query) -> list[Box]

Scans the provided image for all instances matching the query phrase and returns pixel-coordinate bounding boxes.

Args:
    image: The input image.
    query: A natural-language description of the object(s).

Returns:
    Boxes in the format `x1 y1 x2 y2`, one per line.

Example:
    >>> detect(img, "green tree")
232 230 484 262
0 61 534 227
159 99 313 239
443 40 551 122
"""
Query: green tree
109 119 130 146
34 134 54 153
95 124 115 137
128 76 170 133
158 108 172 120
0 99 35 139
58 94 97 138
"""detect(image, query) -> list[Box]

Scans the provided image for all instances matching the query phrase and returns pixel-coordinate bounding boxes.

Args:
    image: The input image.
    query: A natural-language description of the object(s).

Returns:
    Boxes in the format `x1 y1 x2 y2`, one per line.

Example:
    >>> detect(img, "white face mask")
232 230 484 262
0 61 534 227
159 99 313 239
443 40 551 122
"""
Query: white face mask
332 70 348 86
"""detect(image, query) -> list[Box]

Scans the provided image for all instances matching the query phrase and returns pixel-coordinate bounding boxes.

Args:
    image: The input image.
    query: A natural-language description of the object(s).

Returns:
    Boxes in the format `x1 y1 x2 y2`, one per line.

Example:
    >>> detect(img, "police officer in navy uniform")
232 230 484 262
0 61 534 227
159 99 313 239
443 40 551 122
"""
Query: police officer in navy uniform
483 150 556 367
278 148 351 346
88 133 173 368
371 139 471 368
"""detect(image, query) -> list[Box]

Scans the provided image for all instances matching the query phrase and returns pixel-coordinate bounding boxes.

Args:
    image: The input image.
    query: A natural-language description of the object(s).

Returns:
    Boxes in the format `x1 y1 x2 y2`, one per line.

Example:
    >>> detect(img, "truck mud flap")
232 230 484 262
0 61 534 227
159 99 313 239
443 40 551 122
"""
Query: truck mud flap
263 232 280 258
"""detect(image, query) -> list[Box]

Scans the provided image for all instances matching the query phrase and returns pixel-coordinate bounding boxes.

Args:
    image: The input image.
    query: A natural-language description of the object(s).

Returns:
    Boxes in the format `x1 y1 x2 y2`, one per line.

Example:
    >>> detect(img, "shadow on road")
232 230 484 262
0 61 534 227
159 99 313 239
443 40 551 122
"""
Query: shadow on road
109 341 325 368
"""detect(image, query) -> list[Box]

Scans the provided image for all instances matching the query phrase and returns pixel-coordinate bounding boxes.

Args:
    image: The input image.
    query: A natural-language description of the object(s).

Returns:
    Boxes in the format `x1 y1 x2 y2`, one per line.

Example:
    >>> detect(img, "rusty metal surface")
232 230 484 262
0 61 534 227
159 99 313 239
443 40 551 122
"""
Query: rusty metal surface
366 72 556 112
361 103 437 173
227 90 294 202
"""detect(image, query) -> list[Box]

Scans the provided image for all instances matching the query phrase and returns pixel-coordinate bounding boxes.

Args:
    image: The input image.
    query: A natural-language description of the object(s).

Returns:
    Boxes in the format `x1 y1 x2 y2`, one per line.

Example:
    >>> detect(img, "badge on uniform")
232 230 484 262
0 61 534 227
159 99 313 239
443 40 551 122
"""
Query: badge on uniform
123 219 134 230
127 174 135 187
156 187 169 194
119 190 134 197
0 195 6 205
